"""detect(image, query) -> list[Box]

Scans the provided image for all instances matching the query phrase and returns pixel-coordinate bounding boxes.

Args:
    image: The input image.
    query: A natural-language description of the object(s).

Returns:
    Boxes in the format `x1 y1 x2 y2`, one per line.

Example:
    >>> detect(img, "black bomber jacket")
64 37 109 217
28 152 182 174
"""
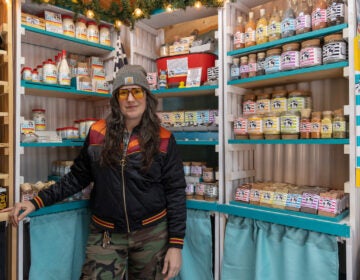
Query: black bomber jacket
30 119 187 249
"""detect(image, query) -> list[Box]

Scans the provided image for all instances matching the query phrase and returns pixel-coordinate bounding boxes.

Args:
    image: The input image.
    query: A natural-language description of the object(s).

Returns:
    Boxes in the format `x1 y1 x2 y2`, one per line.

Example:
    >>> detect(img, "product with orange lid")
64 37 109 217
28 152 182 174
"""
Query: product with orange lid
312 0 327 30
256 8 268 44
300 39 322 68
233 16 245 49
310 111 322 138
300 108 312 139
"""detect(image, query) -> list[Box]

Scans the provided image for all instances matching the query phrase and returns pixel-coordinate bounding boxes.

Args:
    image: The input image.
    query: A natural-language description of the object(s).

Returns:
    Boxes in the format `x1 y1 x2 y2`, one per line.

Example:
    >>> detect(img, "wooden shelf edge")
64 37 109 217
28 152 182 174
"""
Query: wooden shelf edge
0 173 9 179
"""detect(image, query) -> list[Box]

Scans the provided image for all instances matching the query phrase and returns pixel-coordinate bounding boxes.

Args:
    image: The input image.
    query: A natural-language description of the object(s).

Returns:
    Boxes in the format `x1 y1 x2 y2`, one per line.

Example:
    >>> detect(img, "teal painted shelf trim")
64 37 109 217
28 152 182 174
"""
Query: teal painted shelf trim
357 157 360 167
356 136 360 146
151 85 218 95
21 80 112 98
29 200 90 217
356 116 360 126
228 61 348 86
186 200 218 211
356 95 360 106
219 202 350 237
21 140 84 147
227 23 348 56
229 138 349 145
177 140 218 145
355 74 360 84
22 25 114 51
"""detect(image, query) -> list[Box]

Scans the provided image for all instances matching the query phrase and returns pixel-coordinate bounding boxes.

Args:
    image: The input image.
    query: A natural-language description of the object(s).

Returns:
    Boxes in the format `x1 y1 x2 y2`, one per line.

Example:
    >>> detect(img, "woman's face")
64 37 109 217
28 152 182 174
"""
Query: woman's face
117 85 147 125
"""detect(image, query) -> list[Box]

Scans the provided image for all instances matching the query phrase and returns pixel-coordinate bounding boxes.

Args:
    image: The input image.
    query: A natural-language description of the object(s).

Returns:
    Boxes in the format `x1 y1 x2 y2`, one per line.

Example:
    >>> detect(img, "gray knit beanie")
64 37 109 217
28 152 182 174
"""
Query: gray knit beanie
112 65 150 95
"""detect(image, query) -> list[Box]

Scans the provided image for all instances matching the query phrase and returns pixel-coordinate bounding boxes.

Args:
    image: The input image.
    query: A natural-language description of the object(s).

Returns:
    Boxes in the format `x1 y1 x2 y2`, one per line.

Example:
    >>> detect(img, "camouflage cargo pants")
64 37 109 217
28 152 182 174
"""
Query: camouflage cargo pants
80 220 168 280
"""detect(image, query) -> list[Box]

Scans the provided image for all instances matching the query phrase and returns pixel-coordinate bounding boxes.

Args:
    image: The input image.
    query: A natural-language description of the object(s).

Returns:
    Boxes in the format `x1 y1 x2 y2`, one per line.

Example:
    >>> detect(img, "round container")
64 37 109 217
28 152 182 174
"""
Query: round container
85 118 97 135
322 34 347 64
262 112 280 139
247 114 263 139
195 182 206 200
287 90 309 111
300 39 322 68
312 0 328 30
62 15 75 37
21 67 32 81
242 94 256 115
79 119 87 139
271 90 288 113
256 93 271 114
311 111 322 138
321 110 333 138
300 108 312 139
185 183 195 199
64 127 79 139
230 57 240 80
31 69 39 82
280 110 300 139
333 108 346 138
99 24 111 46
87 21 99 43
256 52 266 76
203 167 214 183
190 162 203 177
204 182 219 201
43 59 57 84
75 18 88 40
240 56 249 79
234 115 248 139
327 0 345 26
183 162 191 176
248 54 257 77
32 109 46 131
281 43 300 71
265 48 281 74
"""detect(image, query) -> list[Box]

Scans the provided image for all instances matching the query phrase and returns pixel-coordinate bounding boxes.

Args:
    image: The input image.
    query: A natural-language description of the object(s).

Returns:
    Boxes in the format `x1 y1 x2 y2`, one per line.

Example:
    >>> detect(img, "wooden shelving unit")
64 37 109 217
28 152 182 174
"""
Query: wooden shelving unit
0 0 15 279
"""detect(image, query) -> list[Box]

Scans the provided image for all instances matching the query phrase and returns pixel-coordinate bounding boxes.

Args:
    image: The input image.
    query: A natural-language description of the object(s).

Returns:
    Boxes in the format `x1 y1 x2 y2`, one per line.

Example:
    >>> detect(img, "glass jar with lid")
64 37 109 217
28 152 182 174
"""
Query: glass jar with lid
287 90 310 112
256 93 271 115
280 110 300 139
75 18 87 40
326 0 345 26
296 0 312 34
263 112 281 139
300 108 312 139
230 57 240 80
242 94 256 115
234 115 248 139
265 48 282 74
311 111 322 138
99 24 111 46
256 52 266 76
87 20 99 43
300 39 322 68
281 43 300 71
332 108 346 138
62 15 75 37
248 54 257 77
312 0 327 30
321 110 333 138
322 34 347 64
271 89 288 113
240 56 249 79
247 114 263 139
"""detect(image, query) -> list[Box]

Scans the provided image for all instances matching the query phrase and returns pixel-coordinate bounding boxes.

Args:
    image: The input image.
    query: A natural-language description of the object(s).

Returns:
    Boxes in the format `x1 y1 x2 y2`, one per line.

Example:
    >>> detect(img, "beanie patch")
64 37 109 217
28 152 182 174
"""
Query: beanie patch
124 76 134 85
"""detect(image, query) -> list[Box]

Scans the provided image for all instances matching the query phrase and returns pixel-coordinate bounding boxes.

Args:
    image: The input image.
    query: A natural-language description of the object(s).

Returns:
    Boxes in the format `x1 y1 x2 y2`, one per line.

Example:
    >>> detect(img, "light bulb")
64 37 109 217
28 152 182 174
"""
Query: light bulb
166 5 174 12
115 20 123 29
194 1 202 8
134 8 143 17
86 9 95 19
43 0 50 3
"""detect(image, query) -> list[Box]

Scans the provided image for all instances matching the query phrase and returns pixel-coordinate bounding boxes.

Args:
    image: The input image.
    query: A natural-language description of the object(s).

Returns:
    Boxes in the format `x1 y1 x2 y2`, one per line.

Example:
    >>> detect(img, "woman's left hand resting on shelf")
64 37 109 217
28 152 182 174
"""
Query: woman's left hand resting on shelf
0 201 35 226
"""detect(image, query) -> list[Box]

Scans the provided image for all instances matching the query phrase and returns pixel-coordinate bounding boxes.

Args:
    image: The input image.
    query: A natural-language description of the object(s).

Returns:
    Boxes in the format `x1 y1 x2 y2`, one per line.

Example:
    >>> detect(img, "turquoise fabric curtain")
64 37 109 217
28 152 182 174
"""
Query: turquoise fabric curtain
221 216 339 280
29 208 90 280
174 209 214 280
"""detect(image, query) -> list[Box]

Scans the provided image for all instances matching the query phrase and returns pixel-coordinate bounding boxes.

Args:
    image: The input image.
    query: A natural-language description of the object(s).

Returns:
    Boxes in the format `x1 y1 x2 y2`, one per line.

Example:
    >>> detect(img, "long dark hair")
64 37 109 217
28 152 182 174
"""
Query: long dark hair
100 89 161 171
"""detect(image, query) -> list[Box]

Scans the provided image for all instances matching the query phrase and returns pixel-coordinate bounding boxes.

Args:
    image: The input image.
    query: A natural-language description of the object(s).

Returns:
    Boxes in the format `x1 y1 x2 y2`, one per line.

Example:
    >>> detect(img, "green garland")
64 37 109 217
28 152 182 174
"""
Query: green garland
31 0 231 28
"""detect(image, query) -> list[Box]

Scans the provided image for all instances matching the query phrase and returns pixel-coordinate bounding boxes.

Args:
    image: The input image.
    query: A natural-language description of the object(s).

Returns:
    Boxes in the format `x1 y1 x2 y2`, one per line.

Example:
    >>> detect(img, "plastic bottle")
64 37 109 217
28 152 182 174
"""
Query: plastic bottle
230 57 240 80
321 111 333 138
58 50 71 86
281 5 296 38
256 9 268 45
296 0 312 34
233 16 245 50
268 7 281 41
245 12 256 47
312 0 327 30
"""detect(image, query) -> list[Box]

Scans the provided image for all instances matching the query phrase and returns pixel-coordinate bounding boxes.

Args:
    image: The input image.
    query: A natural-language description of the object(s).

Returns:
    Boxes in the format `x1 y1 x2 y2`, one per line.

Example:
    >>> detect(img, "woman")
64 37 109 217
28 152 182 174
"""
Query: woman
2 65 187 279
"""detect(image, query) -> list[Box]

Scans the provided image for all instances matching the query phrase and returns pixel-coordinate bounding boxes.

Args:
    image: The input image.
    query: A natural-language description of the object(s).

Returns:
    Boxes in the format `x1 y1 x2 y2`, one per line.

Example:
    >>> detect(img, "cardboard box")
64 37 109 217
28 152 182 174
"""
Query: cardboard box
169 43 190 56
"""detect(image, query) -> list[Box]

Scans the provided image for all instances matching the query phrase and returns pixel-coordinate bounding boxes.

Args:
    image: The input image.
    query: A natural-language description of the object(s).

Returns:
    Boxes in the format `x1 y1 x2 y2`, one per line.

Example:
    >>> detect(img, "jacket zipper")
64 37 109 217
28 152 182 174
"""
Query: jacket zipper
121 132 130 233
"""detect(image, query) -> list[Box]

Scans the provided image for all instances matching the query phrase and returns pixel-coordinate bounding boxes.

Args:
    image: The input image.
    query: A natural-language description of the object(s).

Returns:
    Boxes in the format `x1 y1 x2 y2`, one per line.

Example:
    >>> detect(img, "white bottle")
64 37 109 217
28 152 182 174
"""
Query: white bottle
58 50 71 86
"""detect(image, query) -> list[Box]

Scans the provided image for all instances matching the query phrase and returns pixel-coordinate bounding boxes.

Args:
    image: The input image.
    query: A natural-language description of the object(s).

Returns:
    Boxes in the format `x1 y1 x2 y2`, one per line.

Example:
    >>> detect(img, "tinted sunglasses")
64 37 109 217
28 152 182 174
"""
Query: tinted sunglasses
118 88 145 100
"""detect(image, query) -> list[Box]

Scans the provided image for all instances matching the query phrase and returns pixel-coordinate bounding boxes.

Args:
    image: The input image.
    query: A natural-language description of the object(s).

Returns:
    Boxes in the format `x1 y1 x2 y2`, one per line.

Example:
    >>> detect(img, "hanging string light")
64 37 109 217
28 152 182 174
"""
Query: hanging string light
115 19 123 29
85 9 95 18
133 8 143 18
194 1 202 8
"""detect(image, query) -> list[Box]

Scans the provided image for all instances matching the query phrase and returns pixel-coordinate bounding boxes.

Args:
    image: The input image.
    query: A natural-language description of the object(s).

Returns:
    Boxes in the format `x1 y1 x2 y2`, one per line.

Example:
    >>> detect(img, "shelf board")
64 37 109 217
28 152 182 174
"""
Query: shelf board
186 199 218 211
0 173 9 179
152 85 218 98
228 61 348 89
0 112 8 117
219 202 350 237
173 131 218 145
0 143 9 148
177 140 219 145
229 138 349 145
22 25 114 56
0 212 9 222
21 140 84 147
21 80 111 99
227 24 348 57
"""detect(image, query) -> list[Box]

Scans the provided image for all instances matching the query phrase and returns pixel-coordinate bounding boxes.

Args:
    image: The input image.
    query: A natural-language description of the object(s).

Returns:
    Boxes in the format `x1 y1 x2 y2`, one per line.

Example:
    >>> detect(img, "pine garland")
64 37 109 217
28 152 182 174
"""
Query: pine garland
30 0 232 28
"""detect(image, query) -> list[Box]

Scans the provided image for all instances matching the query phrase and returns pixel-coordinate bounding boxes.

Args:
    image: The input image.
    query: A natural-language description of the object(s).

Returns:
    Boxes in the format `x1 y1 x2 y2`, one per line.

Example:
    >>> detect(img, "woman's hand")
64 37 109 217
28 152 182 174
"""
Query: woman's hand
162 247 182 280
0 201 35 226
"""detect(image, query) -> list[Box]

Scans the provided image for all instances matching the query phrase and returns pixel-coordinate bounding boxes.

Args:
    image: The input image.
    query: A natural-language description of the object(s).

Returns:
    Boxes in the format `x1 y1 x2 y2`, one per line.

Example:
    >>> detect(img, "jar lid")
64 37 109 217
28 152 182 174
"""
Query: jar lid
32 108 45 112
301 39 321 48
266 48 281 56
77 18 87 24
62 15 73 19
288 90 308 97
271 89 287 97
87 21 97 26
243 94 256 101
311 111 322 118
324 34 343 44
240 56 248 62
85 118 98 121
45 59 55 65
37 65 43 68
282 42 300 51
248 53 257 59
257 52 266 58
31 69 38 73
257 93 271 99
99 24 110 29
21 67 32 72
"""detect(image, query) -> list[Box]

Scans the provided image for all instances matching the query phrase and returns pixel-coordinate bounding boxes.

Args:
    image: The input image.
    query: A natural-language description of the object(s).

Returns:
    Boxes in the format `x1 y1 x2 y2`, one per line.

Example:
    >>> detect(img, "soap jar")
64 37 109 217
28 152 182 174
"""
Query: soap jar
280 110 300 139
265 48 282 74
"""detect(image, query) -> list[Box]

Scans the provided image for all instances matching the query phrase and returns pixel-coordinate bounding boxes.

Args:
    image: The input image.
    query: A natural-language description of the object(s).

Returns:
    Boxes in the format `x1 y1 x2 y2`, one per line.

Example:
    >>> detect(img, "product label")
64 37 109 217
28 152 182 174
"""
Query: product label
248 62 257 74
245 29 256 44
273 192 288 207
195 183 206 195
285 193 302 208
21 120 35 134
265 55 281 74
312 8 327 26
235 188 250 202
260 190 274 205
271 97 287 112
185 183 195 195
300 47 322 67
327 3 344 22
256 99 271 114
196 110 210 126
240 64 249 74
247 117 263 134
205 184 218 197
33 111 46 131
321 119 333 135
281 51 300 70
281 18 296 33
318 197 338 213
243 100 256 115
191 165 203 177
287 97 305 111
301 193 320 209
323 42 347 63
256 24 268 41
234 117 248 135
300 121 311 133
333 120 346 132
63 23 75 37
87 28 99 42
262 116 280 134
280 115 299 134
75 25 87 40
230 65 240 79
233 31 245 46
250 189 262 202
296 14 311 31
183 165 191 176
311 121 321 133
267 22 281 37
